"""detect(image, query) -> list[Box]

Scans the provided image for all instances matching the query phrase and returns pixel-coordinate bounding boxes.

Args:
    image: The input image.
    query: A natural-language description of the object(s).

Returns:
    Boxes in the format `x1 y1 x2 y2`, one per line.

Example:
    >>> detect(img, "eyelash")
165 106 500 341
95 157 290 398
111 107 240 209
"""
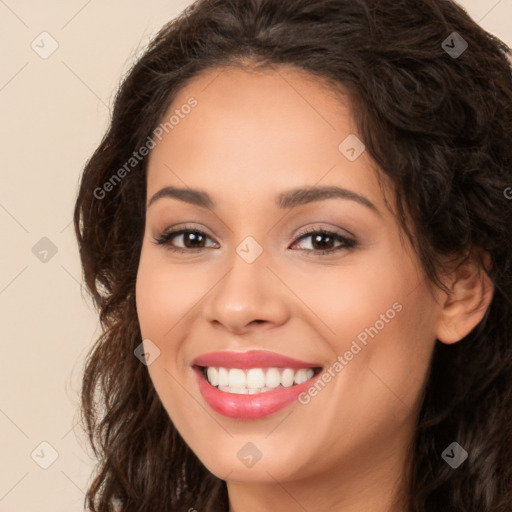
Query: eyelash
152 225 357 255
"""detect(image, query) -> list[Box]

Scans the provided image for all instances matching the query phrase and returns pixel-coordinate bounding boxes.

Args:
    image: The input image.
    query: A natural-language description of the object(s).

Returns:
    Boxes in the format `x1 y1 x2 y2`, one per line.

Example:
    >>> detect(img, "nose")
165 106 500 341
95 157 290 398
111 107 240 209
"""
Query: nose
202 249 290 335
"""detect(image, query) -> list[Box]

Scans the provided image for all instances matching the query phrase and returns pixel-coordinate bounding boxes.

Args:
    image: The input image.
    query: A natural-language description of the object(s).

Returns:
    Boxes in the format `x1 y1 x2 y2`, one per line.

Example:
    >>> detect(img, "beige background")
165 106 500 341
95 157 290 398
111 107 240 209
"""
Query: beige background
0 1 510 510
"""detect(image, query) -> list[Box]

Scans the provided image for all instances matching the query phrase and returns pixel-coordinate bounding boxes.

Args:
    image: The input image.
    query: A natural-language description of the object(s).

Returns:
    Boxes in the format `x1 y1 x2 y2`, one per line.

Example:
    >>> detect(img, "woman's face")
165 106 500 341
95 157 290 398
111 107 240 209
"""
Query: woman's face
135 65 444 485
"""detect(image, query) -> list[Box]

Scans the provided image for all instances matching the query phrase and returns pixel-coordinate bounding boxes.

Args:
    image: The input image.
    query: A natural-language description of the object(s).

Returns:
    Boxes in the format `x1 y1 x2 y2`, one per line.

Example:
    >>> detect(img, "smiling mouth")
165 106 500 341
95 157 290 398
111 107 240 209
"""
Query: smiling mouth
195 365 323 395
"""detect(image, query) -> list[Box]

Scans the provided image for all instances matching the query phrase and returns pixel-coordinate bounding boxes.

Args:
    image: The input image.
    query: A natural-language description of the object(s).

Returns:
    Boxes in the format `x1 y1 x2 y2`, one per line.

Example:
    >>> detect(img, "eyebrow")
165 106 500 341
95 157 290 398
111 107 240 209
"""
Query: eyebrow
147 185 380 215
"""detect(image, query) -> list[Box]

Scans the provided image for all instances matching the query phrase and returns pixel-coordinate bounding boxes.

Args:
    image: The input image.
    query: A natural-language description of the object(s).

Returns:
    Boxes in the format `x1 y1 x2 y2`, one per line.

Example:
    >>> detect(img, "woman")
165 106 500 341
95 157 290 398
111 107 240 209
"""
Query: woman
73 0 512 510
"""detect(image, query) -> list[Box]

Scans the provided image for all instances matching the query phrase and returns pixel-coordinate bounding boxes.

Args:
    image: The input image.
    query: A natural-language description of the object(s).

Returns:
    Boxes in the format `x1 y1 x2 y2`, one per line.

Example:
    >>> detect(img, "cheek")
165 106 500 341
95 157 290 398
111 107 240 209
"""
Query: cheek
135 252 196 423
135 250 209 339
281 250 419 352
287 246 437 405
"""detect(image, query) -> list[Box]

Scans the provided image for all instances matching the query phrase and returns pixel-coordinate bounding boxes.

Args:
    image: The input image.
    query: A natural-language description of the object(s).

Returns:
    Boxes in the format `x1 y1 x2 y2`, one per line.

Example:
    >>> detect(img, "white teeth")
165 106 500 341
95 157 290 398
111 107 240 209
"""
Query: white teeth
294 369 310 385
218 367 229 387
265 368 281 388
281 368 295 387
246 368 266 388
207 367 219 386
229 386 248 395
203 366 316 393
228 369 246 388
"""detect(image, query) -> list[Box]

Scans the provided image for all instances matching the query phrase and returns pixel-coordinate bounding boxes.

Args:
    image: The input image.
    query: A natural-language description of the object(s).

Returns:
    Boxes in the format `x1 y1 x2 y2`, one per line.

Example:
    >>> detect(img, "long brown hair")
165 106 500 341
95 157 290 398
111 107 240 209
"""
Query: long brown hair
74 1 512 510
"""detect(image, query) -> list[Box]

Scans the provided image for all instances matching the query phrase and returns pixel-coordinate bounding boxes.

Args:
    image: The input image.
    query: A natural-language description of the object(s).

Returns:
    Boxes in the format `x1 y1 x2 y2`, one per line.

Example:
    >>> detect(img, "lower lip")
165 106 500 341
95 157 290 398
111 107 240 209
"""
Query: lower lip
193 366 321 419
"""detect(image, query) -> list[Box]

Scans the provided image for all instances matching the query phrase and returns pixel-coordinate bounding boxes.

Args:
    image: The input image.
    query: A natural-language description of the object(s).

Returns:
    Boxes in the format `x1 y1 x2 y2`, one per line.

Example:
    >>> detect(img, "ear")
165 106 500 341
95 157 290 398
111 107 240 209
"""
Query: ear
436 251 494 344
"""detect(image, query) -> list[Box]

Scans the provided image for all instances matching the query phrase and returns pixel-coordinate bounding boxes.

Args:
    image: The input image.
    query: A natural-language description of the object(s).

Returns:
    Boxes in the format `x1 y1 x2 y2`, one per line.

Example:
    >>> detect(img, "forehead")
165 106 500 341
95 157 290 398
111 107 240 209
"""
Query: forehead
146 65 387 212
173 64 349 119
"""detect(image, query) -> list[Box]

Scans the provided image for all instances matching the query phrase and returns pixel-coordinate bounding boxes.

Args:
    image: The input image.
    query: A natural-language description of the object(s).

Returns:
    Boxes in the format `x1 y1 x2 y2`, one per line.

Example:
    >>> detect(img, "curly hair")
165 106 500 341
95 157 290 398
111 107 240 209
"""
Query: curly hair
73 0 512 510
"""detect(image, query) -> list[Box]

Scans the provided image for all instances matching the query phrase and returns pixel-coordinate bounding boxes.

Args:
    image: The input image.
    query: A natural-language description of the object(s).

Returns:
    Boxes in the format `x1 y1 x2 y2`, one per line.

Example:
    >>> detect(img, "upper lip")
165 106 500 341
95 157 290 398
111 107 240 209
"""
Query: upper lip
192 350 322 369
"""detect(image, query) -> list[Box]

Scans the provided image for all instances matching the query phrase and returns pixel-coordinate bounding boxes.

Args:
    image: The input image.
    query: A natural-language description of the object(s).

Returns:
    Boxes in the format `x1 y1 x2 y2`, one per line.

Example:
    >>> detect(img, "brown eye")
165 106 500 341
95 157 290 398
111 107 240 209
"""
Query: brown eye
292 229 356 255
153 228 218 253
152 226 356 255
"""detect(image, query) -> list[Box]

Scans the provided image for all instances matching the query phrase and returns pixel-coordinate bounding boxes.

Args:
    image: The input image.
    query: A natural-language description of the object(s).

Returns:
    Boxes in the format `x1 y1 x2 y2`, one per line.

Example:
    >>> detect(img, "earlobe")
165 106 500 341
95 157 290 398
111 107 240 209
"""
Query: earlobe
435 252 494 344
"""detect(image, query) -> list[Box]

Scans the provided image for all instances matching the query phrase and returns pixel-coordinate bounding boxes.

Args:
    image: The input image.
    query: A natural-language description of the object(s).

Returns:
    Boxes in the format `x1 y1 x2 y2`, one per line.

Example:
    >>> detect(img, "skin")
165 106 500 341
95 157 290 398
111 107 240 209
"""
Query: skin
135 65 493 512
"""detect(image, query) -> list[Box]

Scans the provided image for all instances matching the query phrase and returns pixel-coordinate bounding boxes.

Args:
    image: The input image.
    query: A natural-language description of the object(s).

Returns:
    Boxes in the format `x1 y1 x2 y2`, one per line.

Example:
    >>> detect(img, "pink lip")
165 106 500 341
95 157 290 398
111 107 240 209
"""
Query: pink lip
192 350 321 369
193 367 322 419
191 350 322 420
